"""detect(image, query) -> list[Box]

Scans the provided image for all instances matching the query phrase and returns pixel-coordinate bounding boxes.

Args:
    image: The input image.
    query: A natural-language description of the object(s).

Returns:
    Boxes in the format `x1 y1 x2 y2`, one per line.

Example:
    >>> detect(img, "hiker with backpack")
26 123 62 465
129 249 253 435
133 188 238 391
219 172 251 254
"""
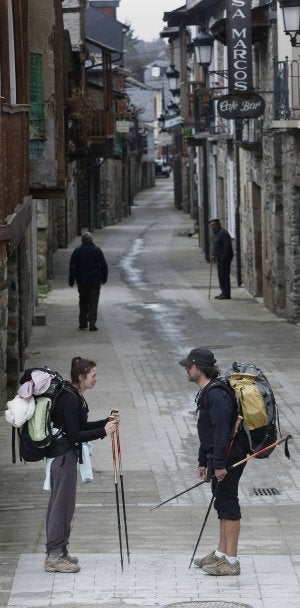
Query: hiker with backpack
44 356 119 574
179 347 249 576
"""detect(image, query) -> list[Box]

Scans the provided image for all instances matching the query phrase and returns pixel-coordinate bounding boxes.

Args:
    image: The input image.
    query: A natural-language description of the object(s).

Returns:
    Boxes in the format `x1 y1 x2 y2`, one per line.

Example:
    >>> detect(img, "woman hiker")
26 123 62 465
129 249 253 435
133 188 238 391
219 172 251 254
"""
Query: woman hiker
44 356 119 573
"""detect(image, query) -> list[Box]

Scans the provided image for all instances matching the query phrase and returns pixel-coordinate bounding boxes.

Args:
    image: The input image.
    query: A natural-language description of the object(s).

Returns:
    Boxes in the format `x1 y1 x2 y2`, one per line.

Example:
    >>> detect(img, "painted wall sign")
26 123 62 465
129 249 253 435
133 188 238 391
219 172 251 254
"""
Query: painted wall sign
226 0 253 92
217 93 265 119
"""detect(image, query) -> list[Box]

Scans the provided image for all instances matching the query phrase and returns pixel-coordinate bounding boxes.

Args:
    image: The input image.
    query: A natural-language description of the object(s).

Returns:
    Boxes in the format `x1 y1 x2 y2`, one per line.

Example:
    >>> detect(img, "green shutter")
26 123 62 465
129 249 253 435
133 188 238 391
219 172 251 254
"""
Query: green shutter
29 53 45 159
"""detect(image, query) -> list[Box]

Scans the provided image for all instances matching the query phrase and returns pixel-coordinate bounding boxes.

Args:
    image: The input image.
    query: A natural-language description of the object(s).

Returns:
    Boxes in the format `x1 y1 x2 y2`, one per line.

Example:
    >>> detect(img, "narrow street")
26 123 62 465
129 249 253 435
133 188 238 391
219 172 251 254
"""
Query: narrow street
0 177 299 608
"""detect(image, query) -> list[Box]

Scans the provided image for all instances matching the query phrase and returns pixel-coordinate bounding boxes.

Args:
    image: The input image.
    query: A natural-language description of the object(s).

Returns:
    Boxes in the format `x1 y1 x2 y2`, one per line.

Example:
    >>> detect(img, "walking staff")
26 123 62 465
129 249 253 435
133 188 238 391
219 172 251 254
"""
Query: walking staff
111 431 124 571
115 427 130 563
110 410 130 569
151 434 292 511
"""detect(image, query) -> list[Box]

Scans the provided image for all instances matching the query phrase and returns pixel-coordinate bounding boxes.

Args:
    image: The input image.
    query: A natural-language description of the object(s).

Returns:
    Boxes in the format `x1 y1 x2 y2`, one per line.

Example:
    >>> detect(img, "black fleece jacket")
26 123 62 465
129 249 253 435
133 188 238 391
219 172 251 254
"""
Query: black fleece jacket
48 386 108 457
197 381 237 470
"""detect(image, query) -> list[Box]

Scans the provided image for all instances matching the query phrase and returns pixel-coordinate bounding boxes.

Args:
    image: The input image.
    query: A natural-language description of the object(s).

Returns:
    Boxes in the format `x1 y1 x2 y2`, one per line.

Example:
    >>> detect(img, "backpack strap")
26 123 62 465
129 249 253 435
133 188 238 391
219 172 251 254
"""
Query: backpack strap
197 379 238 411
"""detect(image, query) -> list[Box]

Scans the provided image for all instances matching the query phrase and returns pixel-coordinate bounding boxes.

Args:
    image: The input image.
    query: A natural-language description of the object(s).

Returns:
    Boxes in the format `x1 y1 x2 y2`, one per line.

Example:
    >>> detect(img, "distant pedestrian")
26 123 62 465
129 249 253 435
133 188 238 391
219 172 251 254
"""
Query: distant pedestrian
44 356 119 573
179 347 248 576
209 219 233 300
69 232 108 331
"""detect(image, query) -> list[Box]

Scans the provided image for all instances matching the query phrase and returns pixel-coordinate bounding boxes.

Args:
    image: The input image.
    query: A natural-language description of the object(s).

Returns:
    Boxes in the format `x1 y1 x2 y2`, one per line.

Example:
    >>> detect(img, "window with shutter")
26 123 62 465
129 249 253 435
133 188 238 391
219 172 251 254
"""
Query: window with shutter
29 53 45 160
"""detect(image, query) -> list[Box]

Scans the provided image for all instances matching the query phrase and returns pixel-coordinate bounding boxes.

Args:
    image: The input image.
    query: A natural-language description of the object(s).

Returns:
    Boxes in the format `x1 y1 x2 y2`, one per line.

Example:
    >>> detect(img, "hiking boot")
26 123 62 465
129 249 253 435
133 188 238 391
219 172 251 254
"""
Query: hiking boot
202 556 240 576
65 553 79 564
89 324 98 331
45 556 81 573
194 551 219 568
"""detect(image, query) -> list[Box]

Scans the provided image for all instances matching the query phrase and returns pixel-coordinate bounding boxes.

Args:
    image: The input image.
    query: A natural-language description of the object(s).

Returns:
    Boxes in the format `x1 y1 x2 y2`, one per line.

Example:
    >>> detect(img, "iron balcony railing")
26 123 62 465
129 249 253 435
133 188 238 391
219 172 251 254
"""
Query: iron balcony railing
274 58 300 120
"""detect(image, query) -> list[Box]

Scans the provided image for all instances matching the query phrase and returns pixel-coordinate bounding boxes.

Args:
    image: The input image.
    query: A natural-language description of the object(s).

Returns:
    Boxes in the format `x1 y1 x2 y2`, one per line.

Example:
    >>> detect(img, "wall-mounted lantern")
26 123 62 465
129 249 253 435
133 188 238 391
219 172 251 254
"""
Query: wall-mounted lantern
279 0 300 47
166 64 180 96
193 29 214 68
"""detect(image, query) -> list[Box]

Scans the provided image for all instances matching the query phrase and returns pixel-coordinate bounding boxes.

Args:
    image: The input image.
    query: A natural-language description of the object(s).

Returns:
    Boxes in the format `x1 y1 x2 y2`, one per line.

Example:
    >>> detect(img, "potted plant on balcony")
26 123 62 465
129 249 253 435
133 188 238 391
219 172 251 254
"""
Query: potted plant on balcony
66 87 97 129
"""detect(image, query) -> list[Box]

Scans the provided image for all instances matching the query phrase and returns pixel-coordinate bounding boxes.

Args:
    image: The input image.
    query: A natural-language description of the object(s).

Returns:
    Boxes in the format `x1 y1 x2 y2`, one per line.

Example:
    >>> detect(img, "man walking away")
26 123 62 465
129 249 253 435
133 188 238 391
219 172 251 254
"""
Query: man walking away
69 232 108 331
209 219 233 300
178 347 249 576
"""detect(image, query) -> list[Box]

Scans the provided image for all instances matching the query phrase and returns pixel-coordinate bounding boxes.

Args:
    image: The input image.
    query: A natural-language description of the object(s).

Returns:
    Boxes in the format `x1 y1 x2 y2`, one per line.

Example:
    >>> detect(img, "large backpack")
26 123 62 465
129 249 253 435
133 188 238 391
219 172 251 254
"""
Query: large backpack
6 367 72 462
224 362 278 458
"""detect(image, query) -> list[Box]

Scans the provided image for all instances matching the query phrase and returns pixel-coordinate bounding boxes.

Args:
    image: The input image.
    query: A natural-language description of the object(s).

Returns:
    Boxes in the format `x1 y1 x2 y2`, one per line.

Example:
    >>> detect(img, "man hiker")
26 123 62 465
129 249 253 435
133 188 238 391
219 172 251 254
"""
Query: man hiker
69 232 108 331
209 219 233 300
179 347 248 576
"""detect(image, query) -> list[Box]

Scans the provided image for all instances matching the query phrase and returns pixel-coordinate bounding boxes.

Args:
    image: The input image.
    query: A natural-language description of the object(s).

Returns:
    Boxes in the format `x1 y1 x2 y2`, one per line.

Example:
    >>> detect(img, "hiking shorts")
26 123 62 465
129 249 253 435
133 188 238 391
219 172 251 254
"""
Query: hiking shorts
212 462 246 520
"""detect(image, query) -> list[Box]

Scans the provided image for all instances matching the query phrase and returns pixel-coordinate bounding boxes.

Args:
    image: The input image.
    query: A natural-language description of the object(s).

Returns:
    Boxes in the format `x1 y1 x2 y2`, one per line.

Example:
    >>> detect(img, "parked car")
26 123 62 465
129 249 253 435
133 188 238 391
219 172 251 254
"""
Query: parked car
155 159 171 178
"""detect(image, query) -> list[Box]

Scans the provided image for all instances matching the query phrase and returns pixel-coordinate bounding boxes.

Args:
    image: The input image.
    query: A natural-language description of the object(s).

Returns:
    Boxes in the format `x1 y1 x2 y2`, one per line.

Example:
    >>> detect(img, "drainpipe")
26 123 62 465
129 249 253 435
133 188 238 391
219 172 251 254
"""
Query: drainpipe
202 141 210 262
235 120 242 286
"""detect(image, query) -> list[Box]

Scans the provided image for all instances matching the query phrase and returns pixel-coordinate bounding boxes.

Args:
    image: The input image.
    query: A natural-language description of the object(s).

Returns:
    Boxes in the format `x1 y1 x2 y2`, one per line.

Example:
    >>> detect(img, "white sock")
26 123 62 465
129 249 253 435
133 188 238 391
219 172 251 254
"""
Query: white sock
225 555 239 564
215 550 225 558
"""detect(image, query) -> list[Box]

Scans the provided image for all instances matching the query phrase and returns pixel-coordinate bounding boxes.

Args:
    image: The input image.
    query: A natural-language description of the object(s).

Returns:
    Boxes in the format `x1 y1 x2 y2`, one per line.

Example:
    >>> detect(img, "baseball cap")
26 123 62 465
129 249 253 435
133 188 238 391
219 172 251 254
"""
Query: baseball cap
178 347 216 368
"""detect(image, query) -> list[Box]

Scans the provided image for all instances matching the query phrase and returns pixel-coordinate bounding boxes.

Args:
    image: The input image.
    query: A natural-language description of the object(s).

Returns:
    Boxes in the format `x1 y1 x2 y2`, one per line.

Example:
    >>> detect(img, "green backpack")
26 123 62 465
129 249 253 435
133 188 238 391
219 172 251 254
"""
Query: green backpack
17 368 72 462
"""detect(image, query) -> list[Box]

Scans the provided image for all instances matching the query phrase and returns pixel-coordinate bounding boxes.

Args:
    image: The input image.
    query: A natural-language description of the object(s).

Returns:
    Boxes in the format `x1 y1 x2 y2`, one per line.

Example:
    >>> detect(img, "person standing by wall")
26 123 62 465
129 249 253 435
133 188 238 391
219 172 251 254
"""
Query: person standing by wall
69 232 108 331
209 219 233 300
45 356 119 573
178 347 248 576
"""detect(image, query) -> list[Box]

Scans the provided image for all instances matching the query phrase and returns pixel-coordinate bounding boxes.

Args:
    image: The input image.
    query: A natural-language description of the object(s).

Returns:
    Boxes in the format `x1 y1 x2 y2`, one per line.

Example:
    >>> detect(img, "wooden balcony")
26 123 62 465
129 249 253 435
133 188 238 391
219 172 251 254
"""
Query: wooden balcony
0 105 29 223
86 109 114 142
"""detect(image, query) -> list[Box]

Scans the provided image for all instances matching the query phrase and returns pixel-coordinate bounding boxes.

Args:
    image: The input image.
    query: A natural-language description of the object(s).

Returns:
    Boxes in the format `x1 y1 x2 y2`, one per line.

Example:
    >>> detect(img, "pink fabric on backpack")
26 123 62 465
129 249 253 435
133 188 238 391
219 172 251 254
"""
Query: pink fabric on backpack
17 370 54 399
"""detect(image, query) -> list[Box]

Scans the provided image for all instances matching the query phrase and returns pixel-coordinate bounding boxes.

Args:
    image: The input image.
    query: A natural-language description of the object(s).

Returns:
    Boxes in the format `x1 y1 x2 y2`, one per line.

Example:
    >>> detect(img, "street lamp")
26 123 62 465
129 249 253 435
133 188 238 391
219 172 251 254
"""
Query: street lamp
279 0 300 47
193 29 214 68
166 64 180 96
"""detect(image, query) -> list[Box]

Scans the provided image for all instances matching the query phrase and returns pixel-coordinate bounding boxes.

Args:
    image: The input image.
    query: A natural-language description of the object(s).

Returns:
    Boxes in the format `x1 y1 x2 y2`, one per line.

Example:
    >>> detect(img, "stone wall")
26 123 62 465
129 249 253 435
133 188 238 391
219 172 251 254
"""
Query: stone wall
283 133 300 322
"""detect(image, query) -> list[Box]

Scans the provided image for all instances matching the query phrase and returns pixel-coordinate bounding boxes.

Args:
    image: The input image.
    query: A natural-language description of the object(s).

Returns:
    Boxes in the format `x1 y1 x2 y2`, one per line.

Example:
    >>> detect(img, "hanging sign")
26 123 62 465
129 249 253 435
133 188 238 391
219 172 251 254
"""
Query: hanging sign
226 0 253 92
217 92 265 119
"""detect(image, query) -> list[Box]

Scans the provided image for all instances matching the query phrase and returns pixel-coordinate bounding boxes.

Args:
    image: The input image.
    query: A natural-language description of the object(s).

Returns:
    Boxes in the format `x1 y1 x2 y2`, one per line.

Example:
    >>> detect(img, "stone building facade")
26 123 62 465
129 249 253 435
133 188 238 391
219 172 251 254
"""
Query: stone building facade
164 0 300 323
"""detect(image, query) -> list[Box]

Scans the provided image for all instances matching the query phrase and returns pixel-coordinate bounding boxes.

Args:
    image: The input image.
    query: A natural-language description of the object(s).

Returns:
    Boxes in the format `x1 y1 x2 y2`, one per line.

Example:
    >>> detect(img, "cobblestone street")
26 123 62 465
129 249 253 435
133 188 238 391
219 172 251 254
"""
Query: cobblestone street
0 178 299 608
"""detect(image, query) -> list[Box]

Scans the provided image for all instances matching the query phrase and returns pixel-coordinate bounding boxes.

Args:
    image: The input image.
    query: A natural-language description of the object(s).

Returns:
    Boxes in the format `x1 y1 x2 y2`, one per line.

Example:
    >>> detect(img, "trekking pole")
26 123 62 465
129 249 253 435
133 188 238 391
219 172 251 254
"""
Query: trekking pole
227 415 243 456
208 259 213 300
115 427 130 564
151 434 292 513
150 478 210 511
228 434 292 470
111 409 130 563
188 481 220 569
111 432 124 571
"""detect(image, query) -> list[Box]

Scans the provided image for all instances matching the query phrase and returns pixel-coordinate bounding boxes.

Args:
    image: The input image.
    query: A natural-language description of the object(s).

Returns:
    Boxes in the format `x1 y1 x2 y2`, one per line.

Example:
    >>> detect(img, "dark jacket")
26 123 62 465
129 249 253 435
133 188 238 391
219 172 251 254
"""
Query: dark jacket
197 381 237 470
212 227 233 261
48 385 108 458
69 242 108 287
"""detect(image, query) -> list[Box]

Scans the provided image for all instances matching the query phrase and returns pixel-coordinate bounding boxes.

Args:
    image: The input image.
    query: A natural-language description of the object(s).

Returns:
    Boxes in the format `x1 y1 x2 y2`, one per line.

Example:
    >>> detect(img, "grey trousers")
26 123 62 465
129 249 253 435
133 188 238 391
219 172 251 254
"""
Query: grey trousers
46 449 77 555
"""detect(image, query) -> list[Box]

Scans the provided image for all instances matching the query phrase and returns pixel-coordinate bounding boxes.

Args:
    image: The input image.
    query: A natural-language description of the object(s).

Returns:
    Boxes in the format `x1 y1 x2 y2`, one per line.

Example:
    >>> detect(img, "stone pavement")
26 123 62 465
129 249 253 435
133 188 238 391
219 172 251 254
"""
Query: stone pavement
0 178 300 608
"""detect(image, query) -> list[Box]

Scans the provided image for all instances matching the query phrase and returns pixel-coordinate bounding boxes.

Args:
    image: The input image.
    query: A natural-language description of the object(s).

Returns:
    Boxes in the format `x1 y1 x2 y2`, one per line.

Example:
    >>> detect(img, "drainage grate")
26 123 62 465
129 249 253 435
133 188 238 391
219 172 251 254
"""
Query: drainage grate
164 602 254 608
252 487 280 496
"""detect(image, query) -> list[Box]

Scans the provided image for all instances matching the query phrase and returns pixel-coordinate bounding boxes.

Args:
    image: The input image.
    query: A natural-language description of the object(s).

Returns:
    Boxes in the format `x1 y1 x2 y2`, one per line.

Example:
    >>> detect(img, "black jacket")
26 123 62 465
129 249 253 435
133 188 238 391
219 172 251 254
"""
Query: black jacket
212 228 233 261
48 386 108 458
69 242 108 287
197 381 237 470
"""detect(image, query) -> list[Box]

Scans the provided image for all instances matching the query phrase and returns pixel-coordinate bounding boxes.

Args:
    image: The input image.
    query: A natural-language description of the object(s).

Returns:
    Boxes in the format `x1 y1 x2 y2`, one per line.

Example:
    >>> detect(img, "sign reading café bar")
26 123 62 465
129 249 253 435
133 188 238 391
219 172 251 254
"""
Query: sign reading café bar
227 0 252 92
217 92 265 119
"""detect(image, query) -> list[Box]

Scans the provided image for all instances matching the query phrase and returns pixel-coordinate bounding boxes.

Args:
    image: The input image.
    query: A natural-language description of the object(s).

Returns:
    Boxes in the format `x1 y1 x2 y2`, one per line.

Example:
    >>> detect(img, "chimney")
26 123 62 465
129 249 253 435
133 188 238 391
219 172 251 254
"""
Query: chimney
89 1 120 20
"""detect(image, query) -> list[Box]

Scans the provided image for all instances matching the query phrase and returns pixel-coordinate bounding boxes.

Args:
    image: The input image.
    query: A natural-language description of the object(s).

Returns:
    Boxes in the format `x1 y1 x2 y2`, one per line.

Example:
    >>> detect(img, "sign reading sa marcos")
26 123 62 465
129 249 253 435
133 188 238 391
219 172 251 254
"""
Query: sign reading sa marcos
217 93 265 119
227 0 252 92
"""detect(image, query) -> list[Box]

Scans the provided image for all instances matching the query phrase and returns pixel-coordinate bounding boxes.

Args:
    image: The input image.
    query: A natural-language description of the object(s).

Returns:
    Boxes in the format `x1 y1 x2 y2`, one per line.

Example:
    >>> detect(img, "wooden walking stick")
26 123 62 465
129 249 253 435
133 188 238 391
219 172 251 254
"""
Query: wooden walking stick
111 432 124 571
115 427 130 563
188 481 220 569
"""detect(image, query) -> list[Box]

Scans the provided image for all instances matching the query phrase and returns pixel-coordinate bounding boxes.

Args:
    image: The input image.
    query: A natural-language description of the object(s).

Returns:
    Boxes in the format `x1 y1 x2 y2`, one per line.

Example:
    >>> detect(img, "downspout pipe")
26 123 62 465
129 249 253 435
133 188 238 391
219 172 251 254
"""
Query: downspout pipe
235 120 242 286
